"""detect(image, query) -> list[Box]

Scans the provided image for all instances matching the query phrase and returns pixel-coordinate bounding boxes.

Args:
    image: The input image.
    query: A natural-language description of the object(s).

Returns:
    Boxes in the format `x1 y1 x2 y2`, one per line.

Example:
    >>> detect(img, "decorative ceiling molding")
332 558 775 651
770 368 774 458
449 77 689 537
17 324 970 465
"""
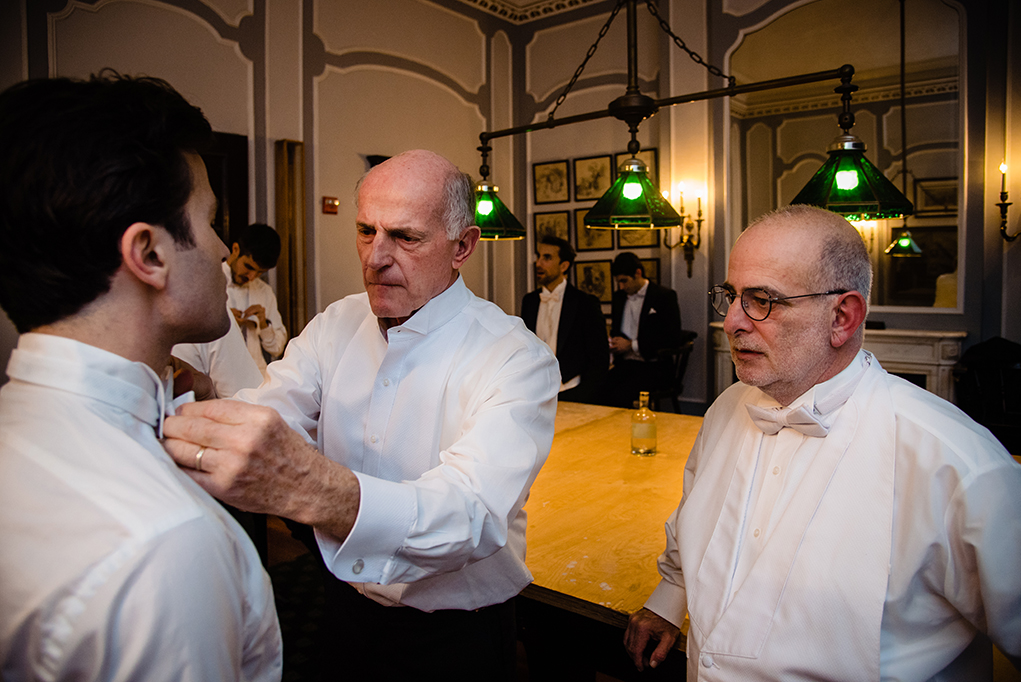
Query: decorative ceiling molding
450 0 602 24
730 77 958 119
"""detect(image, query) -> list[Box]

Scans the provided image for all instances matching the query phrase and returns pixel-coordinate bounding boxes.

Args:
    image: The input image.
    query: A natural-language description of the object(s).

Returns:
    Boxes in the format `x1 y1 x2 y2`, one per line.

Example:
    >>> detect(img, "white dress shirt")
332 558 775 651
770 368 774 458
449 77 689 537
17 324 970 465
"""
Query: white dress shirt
236 276 560 612
535 279 581 392
224 262 287 375
645 351 1021 681
0 333 282 682
621 280 647 360
172 306 264 398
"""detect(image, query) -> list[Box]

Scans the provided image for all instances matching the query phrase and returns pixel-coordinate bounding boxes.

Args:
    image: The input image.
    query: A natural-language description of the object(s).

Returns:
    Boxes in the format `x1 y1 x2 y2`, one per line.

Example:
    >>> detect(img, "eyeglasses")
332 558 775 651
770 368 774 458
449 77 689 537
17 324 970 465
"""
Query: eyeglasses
708 285 848 321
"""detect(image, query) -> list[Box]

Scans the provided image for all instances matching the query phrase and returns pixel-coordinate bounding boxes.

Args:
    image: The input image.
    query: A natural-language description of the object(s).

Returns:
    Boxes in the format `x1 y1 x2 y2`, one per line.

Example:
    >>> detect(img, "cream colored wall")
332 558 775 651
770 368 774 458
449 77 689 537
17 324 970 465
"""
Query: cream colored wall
312 0 488 311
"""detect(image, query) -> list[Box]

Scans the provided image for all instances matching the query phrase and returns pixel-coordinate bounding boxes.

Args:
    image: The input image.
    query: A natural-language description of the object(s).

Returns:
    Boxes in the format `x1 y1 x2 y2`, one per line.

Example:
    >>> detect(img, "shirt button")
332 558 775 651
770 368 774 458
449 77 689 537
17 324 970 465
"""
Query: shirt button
383 378 390 386
370 435 378 444
773 466 780 475
352 559 364 575
753 528 760 538
701 653 714 668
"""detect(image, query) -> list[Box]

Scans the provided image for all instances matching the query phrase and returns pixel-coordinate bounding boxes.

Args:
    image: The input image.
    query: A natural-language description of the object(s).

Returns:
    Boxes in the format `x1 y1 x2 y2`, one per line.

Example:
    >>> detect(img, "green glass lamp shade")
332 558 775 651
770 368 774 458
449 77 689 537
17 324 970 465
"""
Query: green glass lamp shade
475 182 525 241
791 135 914 221
584 157 682 229
884 229 922 257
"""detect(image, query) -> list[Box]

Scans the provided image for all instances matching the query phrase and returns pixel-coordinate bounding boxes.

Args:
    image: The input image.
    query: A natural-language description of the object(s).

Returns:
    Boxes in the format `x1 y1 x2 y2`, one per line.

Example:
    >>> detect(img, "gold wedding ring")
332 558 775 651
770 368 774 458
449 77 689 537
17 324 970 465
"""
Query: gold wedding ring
194 447 206 472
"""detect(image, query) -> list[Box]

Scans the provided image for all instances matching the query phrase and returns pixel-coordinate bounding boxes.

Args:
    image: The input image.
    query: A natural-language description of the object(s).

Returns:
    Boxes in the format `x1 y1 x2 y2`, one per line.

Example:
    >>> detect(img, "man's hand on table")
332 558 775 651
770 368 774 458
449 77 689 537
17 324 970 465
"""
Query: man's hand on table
624 607 680 671
162 399 360 541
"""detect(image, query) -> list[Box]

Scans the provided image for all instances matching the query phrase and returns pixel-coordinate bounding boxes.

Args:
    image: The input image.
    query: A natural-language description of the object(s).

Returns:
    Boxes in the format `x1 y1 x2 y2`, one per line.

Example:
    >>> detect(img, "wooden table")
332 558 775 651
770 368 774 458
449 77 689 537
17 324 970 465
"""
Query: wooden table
522 401 703 629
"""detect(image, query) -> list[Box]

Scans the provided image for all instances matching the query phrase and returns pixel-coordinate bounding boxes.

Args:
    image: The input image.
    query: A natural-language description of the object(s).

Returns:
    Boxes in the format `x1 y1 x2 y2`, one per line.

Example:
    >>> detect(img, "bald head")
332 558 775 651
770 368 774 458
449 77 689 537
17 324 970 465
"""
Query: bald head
356 150 474 240
743 205 872 307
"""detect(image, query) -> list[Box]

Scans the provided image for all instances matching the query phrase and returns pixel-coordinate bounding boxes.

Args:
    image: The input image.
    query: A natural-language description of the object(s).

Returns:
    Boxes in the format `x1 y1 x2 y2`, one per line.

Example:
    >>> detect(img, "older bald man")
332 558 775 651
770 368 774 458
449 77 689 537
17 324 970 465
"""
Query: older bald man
164 150 560 680
625 205 1021 680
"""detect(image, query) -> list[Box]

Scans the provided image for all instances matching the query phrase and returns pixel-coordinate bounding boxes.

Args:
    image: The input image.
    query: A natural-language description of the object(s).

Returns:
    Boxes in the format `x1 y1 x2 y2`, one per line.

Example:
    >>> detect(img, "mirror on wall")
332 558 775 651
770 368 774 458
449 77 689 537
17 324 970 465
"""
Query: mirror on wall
727 0 962 310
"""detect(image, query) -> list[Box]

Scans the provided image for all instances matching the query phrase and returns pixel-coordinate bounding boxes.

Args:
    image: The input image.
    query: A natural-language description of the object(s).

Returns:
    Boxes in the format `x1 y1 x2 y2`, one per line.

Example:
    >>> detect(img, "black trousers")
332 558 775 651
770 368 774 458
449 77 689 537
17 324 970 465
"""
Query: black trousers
319 578 518 681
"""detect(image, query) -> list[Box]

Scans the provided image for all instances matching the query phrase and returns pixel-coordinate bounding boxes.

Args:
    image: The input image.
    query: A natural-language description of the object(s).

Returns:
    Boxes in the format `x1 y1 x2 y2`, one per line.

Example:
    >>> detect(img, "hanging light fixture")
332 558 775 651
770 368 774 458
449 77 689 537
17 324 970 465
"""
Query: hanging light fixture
885 229 923 256
793 0 914 221
475 143 525 241
475 0 875 241
585 156 681 228
790 73 913 219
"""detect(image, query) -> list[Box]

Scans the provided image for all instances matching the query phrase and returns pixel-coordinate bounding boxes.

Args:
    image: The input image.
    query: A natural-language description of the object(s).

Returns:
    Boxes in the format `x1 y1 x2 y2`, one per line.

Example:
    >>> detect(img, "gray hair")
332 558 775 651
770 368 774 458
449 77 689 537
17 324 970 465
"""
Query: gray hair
440 170 475 240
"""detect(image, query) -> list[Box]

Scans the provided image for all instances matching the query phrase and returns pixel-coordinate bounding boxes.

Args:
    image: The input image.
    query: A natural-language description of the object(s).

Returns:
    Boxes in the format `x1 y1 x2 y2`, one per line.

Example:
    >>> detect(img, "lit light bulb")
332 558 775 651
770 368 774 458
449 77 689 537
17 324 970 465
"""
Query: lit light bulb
836 170 859 191
898 236 911 248
477 198 494 216
623 182 642 200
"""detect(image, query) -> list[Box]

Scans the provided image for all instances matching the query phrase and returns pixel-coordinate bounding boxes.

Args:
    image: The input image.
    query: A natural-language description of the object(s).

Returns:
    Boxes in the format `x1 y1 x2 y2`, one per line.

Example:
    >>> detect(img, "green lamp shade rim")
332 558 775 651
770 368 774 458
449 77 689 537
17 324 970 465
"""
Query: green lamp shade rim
884 230 923 257
584 169 681 229
475 187 525 240
791 148 914 221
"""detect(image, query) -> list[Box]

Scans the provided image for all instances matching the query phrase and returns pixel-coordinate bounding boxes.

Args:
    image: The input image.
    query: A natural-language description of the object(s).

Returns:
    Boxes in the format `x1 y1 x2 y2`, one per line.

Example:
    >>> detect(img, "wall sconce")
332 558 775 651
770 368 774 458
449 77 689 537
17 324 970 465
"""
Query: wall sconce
664 189 703 277
998 162 1017 242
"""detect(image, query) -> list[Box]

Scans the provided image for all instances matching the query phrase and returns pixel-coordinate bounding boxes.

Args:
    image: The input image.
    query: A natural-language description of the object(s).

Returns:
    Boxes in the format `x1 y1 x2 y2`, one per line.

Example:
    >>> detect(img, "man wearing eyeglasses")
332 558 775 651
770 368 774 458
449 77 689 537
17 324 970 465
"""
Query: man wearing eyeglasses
624 205 1021 680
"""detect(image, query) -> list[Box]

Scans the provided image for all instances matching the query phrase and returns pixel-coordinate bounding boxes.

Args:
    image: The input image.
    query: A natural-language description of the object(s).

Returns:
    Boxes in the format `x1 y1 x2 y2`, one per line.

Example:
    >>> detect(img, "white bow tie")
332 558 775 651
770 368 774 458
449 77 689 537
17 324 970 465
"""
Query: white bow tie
540 288 562 303
746 403 829 438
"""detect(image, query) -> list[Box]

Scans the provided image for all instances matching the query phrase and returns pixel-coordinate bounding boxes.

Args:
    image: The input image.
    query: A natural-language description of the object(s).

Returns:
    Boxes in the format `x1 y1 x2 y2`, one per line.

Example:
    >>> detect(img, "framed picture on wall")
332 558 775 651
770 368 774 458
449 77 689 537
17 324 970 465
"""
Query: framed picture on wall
574 208 613 251
574 155 613 201
574 260 612 304
617 227 660 249
534 211 570 243
533 160 570 204
640 258 660 285
914 177 958 216
615 148 659 188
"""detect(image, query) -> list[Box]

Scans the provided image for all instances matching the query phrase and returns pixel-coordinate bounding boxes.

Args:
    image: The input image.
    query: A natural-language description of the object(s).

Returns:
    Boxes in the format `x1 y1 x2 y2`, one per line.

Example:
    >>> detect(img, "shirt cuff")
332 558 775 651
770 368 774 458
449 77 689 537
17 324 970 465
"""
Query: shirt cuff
644 579 687 628
258 324 275 340
315 472 416 584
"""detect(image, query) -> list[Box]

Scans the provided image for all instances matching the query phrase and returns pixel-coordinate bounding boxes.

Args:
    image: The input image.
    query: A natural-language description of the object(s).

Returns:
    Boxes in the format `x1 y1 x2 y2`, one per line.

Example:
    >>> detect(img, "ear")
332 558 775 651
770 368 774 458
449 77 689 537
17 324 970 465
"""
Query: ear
452 225 481 270
559 259 570 276
120 222 170 290
830 291 867 348
228 242 241 263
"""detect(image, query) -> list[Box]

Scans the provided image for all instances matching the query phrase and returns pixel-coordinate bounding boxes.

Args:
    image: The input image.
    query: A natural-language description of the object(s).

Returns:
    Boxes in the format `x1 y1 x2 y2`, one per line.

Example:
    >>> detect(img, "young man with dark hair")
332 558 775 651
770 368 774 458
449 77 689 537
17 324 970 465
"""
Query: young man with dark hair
521 235 608 403
602 251 682 407
0 72 281 681
224 222 287 375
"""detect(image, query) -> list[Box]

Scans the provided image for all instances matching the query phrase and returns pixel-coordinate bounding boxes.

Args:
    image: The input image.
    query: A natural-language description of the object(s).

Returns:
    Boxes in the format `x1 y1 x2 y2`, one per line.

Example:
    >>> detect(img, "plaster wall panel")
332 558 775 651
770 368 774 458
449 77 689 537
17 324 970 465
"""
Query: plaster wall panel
884 101 959 156
268 0 302 142
315 67 485 311
50 1 251 136
778 158 823 208
527 11 659 104
484 29 522 316
745 122 772 221
777 114 841 165
206 0 252 25
317 0 484 93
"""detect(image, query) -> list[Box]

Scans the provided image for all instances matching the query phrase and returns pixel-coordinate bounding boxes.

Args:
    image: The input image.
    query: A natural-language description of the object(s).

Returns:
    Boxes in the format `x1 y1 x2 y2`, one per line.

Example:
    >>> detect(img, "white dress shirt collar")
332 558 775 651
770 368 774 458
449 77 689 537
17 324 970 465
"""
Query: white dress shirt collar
7 333 192 437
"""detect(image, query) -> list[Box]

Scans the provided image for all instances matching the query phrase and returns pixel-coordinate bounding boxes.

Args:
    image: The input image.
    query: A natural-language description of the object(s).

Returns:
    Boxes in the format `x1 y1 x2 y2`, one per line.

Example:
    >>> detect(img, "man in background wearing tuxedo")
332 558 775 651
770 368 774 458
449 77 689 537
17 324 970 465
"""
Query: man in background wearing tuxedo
522 236 608 404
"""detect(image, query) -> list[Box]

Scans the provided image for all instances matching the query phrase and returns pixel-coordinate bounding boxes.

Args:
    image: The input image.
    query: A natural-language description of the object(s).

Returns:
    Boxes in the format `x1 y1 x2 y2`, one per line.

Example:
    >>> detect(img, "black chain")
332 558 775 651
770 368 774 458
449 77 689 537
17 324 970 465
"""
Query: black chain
548 0 735 122
643 0 735 88
547 0 626 121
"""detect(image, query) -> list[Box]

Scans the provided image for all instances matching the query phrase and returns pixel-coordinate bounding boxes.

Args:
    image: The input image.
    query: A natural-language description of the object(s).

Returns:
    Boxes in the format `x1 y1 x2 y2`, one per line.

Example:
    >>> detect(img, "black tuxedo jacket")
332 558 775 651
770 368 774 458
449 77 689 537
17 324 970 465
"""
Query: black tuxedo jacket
521 283 608 392
610 281 682 361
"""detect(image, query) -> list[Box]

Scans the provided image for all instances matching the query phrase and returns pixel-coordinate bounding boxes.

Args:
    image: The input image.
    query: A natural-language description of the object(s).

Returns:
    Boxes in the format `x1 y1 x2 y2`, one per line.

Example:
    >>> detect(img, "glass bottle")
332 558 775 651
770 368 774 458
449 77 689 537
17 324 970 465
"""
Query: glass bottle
631 391 657 456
